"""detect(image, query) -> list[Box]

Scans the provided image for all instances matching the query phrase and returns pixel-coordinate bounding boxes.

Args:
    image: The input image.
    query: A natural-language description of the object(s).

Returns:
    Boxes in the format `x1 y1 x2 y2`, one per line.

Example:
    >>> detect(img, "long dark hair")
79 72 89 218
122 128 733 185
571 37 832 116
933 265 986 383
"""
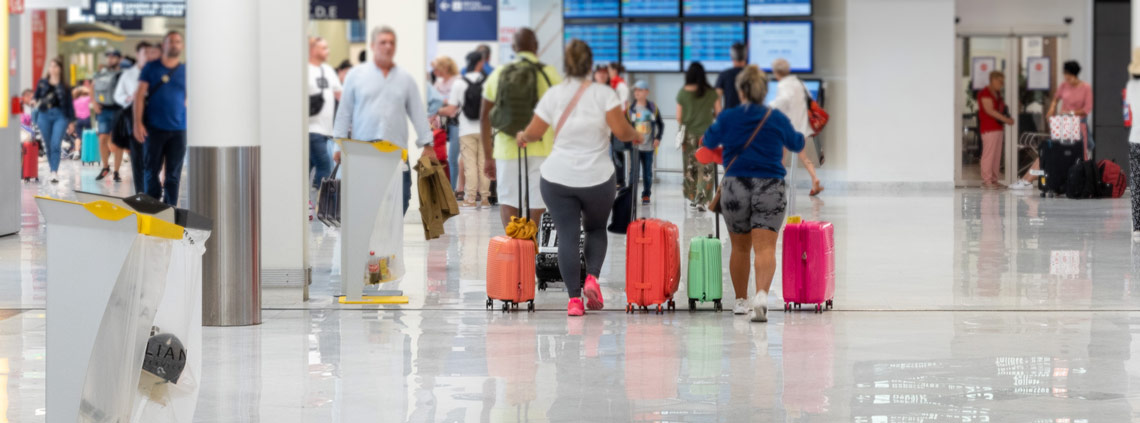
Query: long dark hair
45 57 66 83
685 62 713 98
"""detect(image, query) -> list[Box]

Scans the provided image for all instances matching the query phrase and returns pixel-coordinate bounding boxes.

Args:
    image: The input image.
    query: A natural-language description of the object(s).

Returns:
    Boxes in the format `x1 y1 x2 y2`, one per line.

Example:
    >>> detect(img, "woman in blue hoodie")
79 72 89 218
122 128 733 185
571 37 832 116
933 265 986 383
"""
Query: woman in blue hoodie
702 65 804 323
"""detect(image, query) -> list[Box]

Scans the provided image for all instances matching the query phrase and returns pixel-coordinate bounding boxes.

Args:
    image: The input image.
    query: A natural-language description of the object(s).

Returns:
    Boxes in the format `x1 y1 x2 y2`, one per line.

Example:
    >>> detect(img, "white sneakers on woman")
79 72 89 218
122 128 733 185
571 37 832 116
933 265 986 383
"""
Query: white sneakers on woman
733 298 749 315
1009 180 1034 190
750 293 768 323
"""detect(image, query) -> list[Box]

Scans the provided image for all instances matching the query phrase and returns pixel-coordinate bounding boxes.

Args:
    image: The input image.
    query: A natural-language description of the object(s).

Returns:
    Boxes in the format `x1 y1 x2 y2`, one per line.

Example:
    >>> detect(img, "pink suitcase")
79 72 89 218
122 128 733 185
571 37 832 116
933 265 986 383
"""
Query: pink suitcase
781 221 835 313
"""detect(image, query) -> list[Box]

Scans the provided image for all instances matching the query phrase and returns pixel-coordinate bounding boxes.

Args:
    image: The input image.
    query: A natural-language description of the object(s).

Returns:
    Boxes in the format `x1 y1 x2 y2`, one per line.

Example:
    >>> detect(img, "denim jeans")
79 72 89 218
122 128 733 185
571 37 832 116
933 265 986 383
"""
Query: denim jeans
309 133 332 188
447 123 460 191
638 150 654 198
35 108 68 172
143 127 187 206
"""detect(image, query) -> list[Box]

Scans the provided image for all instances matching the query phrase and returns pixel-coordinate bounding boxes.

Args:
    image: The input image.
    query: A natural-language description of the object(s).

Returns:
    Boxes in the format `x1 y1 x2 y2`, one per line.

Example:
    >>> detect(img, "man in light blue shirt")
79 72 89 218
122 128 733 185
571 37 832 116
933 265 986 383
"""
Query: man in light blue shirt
333 25 434 215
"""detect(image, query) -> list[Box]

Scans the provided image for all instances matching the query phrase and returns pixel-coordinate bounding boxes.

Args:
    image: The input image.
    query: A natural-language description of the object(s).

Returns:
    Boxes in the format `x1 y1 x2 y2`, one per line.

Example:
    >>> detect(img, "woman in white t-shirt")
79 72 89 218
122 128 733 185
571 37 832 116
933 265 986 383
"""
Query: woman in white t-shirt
514 39 641 317
1126 47 1140 240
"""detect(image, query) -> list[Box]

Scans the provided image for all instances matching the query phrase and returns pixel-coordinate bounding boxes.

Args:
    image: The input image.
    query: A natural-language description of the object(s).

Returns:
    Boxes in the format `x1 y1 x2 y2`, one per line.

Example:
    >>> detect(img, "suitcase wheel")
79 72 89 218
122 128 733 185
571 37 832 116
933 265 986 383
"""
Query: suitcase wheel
826 300 833 310
486 297 493 310
815 304 822 313
527 301 535 313
688 299 697 312
626 304 634 314
667 300 675 311
784 303 791 312
656 305 664 315
713 299 722 312
642 305 650 313
501 302 510 312
538 281 547 291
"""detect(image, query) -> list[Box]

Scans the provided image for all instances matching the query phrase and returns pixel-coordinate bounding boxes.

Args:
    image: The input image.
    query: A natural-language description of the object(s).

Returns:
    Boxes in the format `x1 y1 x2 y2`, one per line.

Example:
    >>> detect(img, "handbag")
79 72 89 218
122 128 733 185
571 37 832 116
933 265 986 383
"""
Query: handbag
802 81 829 136
316 162 340 227
309 66 326 117
708 108 774 214
1049 114 1081 141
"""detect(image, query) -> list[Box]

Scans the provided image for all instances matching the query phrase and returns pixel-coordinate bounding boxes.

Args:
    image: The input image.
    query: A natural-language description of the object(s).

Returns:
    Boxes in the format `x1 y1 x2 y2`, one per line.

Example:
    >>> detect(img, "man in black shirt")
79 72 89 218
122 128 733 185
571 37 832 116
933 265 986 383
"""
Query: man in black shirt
714 42 748 110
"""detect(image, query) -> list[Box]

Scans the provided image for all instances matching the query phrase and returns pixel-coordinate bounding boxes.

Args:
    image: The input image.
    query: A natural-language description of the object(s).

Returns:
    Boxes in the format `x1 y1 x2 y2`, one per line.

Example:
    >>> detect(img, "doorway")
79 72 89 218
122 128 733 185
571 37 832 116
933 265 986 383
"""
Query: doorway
955 35 1068 187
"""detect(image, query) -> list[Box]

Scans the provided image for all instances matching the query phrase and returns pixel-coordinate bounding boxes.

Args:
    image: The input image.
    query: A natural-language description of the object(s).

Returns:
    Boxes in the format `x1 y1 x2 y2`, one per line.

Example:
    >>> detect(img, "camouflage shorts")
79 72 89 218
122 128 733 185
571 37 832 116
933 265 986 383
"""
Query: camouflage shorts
719 177 786 233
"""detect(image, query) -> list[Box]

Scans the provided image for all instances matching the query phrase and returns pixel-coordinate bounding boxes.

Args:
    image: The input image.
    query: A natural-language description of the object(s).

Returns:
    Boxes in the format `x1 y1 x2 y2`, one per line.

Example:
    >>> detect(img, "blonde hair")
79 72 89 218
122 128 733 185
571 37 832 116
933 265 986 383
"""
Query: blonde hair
771 59 791 77
563 39 593 78
431 56 458 78
736 65 769 105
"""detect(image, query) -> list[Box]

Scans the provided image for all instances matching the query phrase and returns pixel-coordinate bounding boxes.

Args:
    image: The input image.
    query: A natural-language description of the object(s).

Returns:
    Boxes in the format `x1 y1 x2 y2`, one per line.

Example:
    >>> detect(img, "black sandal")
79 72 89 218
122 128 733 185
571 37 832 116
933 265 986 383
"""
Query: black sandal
95 167 110 181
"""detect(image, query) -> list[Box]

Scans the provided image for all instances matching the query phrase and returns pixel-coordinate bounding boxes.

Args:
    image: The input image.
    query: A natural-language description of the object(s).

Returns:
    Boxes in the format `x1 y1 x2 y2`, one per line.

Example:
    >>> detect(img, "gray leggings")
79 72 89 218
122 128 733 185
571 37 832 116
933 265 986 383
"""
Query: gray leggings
539 175 616 298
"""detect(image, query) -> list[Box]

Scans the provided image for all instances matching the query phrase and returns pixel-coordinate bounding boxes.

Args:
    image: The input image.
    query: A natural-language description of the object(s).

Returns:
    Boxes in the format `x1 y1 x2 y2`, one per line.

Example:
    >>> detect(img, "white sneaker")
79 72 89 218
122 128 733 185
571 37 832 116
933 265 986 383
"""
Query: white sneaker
1010 180 1034 190
750 293 768 323
733 298 749 315
1133 231 1140 241
50 172 59 184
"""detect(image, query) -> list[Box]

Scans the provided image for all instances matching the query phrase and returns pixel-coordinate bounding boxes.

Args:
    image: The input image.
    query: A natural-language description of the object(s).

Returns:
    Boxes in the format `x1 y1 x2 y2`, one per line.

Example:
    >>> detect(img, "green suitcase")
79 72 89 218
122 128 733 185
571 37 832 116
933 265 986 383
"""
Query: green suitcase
687 169 724 311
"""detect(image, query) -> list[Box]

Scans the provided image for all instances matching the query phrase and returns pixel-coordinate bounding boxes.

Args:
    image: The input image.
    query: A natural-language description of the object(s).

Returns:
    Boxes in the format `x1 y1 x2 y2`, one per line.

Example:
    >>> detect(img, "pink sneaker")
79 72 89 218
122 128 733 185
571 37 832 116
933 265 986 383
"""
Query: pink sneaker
567 298 585 316
583 275 604 310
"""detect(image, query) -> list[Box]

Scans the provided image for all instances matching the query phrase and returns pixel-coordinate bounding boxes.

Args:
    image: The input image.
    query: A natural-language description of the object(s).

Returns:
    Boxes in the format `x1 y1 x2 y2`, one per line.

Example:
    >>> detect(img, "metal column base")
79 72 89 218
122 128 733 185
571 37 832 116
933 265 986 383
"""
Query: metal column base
189 146 261 326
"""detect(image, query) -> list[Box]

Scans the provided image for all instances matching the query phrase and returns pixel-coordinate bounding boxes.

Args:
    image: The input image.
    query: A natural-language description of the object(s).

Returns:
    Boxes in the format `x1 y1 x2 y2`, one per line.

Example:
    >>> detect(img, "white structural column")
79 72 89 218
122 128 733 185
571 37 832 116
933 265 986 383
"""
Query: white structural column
186 0 262 326
258 0 309 298
1134 0 1140 47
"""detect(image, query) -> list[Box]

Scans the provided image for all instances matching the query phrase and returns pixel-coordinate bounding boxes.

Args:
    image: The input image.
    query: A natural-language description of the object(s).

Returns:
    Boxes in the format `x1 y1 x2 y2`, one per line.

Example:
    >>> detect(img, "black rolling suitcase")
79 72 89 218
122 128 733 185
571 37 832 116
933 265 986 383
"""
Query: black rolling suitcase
1037 140 1083 198
535 212 586 291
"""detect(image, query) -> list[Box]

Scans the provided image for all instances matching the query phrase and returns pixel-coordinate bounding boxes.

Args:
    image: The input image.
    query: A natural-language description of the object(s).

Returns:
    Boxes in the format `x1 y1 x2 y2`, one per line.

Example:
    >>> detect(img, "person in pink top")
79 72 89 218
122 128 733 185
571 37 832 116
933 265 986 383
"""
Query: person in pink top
70 86 92 159
1012 61 1094 189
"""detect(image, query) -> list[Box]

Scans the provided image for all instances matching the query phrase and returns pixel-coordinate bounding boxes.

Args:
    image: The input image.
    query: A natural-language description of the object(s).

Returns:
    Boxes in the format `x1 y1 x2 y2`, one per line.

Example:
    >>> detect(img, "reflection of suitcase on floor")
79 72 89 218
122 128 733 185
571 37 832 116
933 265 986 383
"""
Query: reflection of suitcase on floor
22 141 39 181
80 129 100 165
486 317 538 405
536 212 585 290
782 221 835 313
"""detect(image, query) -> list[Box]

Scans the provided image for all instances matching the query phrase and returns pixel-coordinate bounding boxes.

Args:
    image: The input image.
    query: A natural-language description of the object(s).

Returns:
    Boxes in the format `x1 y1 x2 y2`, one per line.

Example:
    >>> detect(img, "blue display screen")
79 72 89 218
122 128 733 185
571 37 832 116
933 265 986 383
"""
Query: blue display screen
748 0 811 16
764 79 822 107
683 0 744 16
564 24 620 65
564 0 620 18
622 0 679 17
749 21 813 73
622 23 682 72
683 22 745 72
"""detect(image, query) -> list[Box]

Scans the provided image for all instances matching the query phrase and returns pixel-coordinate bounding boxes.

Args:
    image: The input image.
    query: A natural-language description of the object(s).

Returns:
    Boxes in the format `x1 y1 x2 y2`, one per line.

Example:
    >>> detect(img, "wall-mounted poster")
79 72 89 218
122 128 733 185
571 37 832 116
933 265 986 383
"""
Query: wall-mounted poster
1027 56 1051 91
971 56 996 90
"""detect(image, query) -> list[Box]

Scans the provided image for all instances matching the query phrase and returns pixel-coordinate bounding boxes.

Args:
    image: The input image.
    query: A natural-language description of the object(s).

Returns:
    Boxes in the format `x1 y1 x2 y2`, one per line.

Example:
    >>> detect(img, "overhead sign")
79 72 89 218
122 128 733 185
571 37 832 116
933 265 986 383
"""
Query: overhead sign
439 0 497 41
10 0 22 15
310 0 363 20
31 10 44 82
85 0 185 19
498 0 528 64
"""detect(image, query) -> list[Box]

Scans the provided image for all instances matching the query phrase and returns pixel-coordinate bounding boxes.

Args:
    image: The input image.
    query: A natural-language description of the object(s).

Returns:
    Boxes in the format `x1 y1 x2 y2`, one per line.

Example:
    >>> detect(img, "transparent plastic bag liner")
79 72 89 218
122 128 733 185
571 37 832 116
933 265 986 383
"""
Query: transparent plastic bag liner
131 228 210 422
365 163 405 284
78 236 172 423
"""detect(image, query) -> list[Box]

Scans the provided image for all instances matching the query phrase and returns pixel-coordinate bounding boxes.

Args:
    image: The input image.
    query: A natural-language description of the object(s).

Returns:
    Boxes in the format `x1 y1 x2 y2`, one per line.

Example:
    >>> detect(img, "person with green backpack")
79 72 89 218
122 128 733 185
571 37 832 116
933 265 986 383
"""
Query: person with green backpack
479 28 562 229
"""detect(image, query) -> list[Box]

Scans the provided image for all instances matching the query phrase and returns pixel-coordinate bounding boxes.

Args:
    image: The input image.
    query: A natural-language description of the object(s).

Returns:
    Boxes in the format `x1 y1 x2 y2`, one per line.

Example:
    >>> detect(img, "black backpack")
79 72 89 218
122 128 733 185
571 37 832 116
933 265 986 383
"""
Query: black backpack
1065 159 1100 199
462 73 485 120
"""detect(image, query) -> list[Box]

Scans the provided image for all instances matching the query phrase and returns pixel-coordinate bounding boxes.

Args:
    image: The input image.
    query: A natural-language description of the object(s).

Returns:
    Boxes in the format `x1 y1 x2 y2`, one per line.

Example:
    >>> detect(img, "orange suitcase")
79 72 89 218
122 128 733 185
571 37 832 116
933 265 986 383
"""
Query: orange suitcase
623 151 681 314
485 151 537 312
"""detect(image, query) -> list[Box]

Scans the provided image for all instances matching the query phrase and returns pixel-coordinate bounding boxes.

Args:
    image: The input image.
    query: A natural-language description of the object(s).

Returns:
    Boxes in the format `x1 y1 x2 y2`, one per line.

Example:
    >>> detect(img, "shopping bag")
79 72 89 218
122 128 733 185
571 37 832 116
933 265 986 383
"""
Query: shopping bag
362 161 405 284
1049 115 1081 141
316 163 340 227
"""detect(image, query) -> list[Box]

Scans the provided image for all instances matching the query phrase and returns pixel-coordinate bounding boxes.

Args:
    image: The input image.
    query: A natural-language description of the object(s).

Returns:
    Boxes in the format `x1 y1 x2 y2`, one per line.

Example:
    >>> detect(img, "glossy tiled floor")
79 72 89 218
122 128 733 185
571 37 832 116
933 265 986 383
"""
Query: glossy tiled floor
3 159 1140 422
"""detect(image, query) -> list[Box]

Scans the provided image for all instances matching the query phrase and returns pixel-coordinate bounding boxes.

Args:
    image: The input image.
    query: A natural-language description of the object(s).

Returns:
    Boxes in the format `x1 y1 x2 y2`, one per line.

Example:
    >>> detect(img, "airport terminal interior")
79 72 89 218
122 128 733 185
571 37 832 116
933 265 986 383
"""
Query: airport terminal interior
3 0 1140 422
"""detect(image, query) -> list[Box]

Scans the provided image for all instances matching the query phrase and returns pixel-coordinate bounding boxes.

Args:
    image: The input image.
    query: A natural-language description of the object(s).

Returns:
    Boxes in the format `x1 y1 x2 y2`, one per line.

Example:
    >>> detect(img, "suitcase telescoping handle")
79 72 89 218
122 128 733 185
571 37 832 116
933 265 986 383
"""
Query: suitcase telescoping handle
629 139 640 222
712 163 720 239
517 144 529 219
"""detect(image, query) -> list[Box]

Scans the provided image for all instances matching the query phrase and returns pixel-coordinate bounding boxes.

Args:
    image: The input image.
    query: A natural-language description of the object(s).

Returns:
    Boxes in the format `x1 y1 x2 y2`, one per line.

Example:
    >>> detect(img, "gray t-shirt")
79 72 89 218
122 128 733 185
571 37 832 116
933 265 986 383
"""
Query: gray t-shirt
632 104 656 152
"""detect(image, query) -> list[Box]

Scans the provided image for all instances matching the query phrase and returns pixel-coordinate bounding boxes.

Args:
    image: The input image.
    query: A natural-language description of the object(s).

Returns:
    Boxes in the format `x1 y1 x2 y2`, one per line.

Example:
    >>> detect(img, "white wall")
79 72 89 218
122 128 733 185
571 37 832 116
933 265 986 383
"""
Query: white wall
846 0 955 184
258 0 308 287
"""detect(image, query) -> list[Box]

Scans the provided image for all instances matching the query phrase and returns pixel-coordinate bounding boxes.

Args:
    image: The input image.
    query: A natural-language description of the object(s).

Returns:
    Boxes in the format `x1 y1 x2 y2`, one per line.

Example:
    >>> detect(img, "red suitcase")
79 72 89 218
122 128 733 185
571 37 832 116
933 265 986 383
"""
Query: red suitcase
485 151 536 312
781 221 835 313
624 150 681 314
21 140 39 181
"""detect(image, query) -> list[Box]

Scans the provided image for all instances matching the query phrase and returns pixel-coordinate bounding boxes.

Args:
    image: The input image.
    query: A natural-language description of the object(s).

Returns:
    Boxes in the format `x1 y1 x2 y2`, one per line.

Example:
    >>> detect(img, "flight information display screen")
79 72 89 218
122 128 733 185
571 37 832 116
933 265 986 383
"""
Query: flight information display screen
564 0 620 18
764 79 822 107
683 22 745 72
749 21 813 73
748 0 811 16
622 23 682 72
683 0 745 17
622 0 679 17
564 24 621 65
